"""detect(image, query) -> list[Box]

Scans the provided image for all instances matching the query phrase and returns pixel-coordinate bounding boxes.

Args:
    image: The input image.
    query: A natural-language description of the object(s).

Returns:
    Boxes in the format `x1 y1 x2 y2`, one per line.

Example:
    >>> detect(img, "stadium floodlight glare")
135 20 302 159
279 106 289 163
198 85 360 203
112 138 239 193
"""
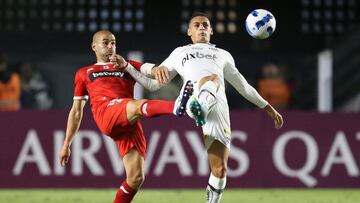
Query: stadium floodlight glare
65 22 74 32
216 22 225 34
228 22 237 33
124 22 133 32
136 22 144 31
77 9 86 19
100 9 109 20
113 22 121 32
77 22 86 32
89 21 98 32
136 10 144 19
216 10 225 20
228 10 237 21
100 22 110 30
124 9 132 19
112 10 121 19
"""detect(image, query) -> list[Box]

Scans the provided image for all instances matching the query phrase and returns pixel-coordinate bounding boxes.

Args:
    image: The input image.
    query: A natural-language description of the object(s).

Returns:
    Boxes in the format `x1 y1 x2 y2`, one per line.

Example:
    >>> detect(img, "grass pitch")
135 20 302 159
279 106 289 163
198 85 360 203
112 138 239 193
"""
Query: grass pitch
0 189 359 203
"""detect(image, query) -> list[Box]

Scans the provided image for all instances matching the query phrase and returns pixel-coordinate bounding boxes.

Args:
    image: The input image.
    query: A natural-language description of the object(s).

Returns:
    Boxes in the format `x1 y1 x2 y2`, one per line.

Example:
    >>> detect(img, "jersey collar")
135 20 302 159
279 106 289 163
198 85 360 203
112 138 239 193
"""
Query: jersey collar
191 43 216 47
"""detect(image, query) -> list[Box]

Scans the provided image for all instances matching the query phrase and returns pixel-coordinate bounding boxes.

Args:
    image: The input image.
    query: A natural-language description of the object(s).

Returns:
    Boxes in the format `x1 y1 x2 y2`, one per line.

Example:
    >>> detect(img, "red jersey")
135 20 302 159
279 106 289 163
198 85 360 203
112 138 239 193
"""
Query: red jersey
73 60 150 158
73 60 143 124
74 60 142 101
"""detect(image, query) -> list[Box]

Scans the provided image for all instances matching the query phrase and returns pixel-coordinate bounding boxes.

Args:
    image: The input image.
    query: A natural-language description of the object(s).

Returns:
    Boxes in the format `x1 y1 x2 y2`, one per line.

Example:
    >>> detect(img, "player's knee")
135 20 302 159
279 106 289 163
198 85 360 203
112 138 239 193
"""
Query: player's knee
128 173 145 188
212 165 227 178
127 99 146 113
126 99 148 123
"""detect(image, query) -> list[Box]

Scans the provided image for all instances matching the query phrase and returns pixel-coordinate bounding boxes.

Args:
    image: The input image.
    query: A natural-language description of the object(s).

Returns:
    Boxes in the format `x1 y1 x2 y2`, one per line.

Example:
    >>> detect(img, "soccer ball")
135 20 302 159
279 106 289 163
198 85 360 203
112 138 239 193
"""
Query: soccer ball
245 9 276 39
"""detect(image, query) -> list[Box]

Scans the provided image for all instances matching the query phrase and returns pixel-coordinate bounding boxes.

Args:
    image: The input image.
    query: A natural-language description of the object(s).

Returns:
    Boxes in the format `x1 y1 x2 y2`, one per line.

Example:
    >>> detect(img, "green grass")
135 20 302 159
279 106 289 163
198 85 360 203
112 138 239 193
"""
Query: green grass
0 189 359 203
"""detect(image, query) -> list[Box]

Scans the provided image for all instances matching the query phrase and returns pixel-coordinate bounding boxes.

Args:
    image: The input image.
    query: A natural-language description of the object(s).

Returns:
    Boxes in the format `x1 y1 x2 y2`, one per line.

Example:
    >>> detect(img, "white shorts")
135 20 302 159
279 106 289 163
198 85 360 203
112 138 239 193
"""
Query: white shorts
202 97 232 150
194 82 231 149
191 80 232 149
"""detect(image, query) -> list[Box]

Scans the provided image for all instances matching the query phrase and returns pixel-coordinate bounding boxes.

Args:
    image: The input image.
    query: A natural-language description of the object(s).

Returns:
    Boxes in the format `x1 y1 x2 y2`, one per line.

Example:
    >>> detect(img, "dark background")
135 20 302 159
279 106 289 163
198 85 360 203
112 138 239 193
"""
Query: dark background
0 0 359 110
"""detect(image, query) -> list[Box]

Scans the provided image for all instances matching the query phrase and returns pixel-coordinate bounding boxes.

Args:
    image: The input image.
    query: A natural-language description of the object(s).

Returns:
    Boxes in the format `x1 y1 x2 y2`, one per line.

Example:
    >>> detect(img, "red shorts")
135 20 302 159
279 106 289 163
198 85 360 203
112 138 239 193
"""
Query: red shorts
94 98 146 159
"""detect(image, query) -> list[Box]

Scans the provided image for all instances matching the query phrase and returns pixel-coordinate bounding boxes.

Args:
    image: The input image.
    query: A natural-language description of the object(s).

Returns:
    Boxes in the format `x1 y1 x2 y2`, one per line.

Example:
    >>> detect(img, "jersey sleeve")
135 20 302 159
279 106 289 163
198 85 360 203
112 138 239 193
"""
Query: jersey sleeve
223 51 268 108
125 63 163 91
160 47 183 71
128 59 155 76
73 69 89 100
127 60 143 71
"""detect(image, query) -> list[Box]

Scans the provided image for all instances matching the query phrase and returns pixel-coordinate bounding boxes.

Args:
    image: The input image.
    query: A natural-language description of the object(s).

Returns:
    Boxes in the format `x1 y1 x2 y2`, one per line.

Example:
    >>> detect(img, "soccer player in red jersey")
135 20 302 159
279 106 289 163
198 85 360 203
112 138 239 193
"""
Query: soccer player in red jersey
59 30 192 203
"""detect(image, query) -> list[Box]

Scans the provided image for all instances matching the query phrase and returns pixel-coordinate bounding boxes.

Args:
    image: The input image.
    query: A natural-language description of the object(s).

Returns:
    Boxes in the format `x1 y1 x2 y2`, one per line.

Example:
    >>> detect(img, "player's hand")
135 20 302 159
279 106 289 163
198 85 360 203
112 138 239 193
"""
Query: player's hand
264 104 284 129
152 66 169 84
59 145 71 167
272 111 283 129
110 54 128 69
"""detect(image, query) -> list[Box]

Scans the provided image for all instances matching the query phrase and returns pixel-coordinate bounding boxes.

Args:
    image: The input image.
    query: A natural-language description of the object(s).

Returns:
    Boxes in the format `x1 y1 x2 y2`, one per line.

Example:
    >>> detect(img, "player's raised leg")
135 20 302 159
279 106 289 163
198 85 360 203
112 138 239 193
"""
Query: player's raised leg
206 140 229 203
126 83 194 124
198 74 219 110
125 99 174 124
113 149 144 203
188 74 220 127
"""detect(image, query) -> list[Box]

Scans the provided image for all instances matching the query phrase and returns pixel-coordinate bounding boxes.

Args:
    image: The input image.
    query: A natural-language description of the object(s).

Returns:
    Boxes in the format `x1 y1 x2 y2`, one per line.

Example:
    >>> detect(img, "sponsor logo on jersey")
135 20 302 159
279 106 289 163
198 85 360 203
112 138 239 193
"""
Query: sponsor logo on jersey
89 70 125 81
182 52 217 66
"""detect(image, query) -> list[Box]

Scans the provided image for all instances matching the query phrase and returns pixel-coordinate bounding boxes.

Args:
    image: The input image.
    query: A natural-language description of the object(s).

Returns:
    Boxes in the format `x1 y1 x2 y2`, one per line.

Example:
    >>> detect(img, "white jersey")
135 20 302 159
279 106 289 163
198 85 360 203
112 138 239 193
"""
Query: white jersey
160 43 268 149
161 43 268 109
161 43 229 111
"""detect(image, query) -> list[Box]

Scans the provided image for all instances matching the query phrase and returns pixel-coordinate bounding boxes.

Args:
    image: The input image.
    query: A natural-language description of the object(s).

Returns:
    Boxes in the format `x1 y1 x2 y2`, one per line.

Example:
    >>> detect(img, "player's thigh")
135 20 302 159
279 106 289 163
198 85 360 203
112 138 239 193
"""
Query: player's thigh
125 99 147 124
122 148 145 178
207 140 229 176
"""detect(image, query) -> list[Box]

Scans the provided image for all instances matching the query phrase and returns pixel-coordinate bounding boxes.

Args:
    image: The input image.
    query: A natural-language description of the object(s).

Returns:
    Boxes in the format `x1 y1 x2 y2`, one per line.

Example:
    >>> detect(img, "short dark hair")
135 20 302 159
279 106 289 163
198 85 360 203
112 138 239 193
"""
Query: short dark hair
189 12 210 24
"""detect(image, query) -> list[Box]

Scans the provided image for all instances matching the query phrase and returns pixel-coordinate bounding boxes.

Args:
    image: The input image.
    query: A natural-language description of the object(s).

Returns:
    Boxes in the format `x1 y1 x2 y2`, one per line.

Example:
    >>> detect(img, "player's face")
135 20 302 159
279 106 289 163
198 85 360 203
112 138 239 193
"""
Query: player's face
92 33 116 62
187 16 213 44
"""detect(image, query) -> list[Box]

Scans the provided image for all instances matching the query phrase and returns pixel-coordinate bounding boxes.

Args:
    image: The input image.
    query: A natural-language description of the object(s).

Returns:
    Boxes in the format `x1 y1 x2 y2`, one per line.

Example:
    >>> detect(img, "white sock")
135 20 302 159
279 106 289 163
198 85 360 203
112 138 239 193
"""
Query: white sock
206 173 226 203
198 81 217 110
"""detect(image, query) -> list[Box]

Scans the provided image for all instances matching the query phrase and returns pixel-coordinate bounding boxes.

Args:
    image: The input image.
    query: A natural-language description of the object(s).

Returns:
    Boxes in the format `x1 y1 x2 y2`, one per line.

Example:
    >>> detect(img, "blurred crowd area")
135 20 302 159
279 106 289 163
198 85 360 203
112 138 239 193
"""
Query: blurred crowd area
0 51 293 111
1 48 359 113
0 53 53 111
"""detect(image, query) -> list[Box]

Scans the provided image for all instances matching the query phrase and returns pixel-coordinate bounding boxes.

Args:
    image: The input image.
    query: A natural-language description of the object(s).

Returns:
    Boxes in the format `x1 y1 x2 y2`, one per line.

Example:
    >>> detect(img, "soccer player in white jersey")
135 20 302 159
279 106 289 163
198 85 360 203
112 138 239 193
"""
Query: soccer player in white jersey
142 12 284 203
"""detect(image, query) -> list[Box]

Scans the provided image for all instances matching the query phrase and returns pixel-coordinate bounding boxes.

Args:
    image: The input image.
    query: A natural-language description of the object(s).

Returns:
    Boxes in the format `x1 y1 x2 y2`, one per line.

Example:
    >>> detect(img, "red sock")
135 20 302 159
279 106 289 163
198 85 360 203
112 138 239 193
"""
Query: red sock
140 100 174 117
113 181 137 203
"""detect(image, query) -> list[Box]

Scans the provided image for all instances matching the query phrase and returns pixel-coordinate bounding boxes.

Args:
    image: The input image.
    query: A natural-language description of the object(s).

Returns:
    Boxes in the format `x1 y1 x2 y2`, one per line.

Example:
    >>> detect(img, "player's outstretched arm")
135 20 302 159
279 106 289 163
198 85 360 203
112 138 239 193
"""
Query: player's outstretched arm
125 63 165 91
263 104 284 129
59 99 87 166
223 61 283 129
109 53 167 91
